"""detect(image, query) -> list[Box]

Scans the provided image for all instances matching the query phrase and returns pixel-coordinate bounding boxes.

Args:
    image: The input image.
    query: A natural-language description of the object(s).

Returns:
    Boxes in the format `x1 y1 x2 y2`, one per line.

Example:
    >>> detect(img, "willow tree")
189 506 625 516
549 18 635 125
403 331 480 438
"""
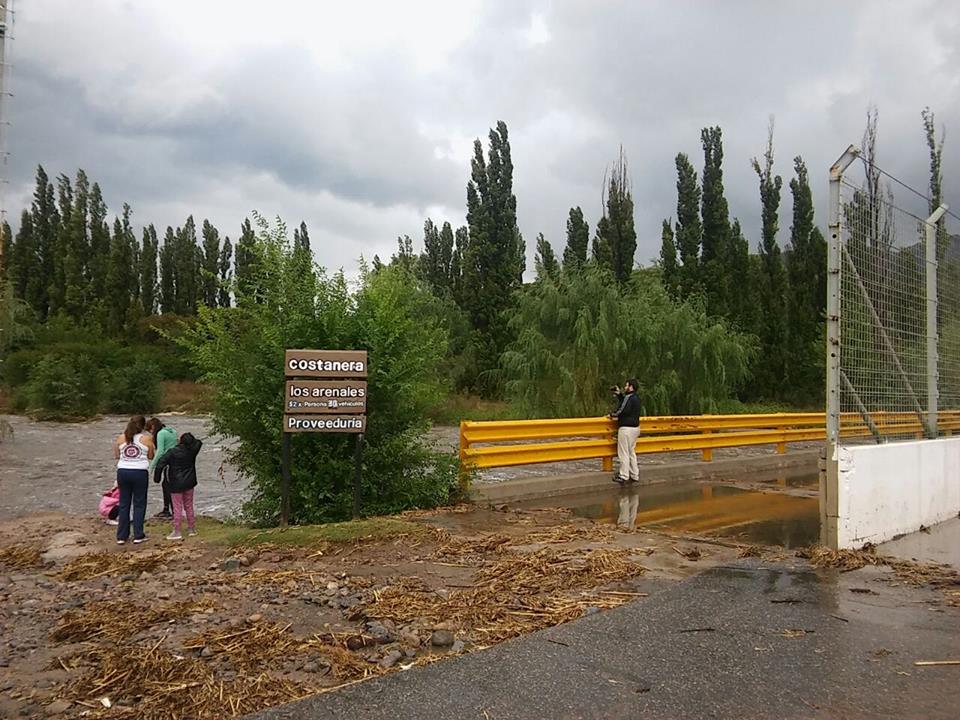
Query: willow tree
501 266 754 418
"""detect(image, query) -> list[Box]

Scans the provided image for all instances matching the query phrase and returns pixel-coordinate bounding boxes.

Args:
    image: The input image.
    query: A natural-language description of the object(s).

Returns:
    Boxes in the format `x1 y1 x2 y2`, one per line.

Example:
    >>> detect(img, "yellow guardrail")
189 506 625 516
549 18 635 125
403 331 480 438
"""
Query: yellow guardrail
459 411 960 472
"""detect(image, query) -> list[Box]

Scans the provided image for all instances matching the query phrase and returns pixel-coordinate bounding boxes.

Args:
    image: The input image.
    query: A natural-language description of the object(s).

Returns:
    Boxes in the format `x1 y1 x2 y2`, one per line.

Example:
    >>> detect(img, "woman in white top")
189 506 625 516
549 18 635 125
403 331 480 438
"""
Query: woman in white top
113 416 155 544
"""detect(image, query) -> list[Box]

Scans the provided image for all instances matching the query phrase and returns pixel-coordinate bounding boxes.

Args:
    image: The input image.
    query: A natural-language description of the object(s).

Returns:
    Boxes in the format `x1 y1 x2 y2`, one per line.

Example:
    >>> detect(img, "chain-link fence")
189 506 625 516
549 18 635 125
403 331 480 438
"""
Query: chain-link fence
827 147 958 445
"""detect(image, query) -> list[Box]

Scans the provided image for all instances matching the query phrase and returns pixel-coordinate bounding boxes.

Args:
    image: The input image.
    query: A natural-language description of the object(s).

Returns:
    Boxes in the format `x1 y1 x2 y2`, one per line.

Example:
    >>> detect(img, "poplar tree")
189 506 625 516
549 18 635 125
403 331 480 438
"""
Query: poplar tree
9 211 38 309
48 174 73 317
235 218 258 305
786 157 826 399
922 107 948 266
63 170 90 319
752 122 787 398
727 218 756 332
201 219 221 307
594 148 637 284
218 236 233 308
562 206 589 274
451 225 469 305
30 166 59 318
140 224 159 315
700 127 731 316
659 219 679 299
675 153 702 298
174 216 199 314
420 219 455 296
87 183 111 303
463 121 523 387
105 205 136 332
534 233 559 282
159 227 176 314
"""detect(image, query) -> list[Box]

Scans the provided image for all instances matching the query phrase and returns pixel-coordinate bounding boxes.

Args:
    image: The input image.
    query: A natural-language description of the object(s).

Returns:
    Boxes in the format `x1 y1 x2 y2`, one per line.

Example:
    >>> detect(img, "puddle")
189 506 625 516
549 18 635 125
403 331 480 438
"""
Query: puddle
516 478 820 548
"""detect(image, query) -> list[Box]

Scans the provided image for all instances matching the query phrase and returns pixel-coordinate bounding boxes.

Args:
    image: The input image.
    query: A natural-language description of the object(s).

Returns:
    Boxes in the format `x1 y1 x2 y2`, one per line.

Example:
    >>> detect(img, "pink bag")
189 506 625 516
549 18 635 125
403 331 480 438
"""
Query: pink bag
99 487 120 517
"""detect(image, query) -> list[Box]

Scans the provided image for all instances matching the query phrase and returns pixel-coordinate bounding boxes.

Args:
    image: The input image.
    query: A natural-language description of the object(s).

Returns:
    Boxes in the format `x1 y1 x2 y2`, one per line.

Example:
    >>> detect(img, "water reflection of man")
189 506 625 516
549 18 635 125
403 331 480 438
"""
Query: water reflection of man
617 483 640 530
608 378 641 485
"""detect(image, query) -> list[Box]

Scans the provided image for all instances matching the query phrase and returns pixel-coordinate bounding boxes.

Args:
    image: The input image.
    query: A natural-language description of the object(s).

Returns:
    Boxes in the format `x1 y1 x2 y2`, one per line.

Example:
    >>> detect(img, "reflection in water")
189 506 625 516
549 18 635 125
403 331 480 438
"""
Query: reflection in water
617 485 640 530
520 478 821 548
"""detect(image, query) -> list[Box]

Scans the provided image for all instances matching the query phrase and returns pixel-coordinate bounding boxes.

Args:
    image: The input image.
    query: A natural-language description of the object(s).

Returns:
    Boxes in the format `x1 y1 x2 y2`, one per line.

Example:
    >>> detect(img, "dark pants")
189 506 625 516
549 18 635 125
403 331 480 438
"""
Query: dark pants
160 467 172 512
117 468 149 541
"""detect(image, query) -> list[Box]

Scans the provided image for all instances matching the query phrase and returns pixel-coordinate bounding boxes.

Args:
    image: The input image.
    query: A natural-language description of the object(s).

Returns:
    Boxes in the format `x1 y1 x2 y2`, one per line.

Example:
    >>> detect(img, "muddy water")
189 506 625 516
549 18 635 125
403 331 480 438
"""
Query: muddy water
0 414 244 520
516 476 820 548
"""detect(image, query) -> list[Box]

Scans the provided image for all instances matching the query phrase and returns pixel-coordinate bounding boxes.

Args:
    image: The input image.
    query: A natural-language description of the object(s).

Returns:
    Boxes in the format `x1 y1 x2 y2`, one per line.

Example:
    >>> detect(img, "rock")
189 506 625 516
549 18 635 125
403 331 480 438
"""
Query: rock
200 647 215 658
204 608 215 615
346 635 367 651
120 573 139 583
430 630 455 648
451 639 465 653
404 648 417 659
398 630 421 647
380 650 404 669
246 613 263 624
220 558 241 572
583 606 601 616
326 581 339 592
139 571 153 579
41 531 88 563
337 596 359 610
238 556 251 568
157 590 171 600
366 622 395 644
302 661 320 673
45 700 71 715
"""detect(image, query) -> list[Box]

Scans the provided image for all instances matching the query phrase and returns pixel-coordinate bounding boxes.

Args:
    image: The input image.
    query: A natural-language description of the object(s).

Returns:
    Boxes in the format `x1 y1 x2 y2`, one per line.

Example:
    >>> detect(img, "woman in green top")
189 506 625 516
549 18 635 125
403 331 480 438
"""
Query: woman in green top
146 417 177 518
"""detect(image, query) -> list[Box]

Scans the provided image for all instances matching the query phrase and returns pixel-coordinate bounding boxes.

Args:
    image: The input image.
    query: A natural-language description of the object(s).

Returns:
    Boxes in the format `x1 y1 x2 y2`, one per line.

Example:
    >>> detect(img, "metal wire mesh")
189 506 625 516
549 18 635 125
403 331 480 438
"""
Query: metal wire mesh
837 162 956 443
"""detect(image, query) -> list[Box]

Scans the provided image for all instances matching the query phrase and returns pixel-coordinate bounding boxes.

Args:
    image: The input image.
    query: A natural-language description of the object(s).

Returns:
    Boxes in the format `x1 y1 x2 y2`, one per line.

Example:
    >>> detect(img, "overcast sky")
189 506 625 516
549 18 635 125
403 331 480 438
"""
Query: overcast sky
5 0 959 275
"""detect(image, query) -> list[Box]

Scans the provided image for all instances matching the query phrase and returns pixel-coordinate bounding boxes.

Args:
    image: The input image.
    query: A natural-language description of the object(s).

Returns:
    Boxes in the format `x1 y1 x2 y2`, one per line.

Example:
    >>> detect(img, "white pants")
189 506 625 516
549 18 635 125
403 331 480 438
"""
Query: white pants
617 490 640 529
616 425 640 481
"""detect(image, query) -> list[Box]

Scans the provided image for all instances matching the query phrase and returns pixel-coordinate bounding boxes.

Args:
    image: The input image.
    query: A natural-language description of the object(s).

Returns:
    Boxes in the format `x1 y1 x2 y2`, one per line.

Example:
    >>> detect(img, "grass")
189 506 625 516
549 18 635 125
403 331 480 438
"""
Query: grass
187 516 430 549
160 380 215 414
427 394 521 425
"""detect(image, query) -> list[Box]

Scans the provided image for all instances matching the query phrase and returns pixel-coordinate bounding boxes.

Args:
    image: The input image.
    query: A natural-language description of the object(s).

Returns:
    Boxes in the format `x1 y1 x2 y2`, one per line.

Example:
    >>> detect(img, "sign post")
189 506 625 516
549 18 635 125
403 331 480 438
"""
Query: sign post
282 349 368 526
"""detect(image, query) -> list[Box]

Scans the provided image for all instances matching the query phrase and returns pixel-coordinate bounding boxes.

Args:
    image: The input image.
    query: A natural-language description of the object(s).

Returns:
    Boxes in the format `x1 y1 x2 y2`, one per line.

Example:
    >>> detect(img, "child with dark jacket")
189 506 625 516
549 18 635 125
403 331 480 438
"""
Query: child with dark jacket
153 433 203 541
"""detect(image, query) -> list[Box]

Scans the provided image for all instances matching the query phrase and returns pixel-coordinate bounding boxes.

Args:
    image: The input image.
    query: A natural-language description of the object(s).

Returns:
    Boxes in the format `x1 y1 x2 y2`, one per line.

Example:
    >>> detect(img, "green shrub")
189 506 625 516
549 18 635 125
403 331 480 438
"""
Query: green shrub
22 354 101 420
103 361 162 414
177 216 458 525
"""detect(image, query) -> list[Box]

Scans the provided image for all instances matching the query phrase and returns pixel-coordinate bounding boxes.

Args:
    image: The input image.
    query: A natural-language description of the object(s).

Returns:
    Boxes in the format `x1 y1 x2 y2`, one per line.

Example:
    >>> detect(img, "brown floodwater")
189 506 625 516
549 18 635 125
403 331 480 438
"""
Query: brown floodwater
516 475 821 548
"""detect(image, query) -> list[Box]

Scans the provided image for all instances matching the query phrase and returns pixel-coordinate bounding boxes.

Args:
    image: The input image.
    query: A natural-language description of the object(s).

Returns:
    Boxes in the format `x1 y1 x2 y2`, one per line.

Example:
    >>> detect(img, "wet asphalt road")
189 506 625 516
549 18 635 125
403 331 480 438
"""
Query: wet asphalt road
248 559 960 720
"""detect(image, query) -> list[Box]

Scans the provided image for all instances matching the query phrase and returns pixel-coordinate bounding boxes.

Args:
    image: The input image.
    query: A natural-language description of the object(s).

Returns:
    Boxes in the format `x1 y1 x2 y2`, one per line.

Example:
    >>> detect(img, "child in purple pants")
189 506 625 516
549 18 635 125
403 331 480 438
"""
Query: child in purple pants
153 433 202 541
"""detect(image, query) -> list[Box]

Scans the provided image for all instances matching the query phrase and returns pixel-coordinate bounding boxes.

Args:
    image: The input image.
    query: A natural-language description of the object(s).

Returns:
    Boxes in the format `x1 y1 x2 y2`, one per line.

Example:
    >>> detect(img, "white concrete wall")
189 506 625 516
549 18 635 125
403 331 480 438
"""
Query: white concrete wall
835 437 960 548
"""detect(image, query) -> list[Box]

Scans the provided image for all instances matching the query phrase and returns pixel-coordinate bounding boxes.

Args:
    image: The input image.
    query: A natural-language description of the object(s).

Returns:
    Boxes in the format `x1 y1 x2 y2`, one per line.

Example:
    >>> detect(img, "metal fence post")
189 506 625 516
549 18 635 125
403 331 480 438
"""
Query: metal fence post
826 146 858 446
925 204 949 438
824 145 858 550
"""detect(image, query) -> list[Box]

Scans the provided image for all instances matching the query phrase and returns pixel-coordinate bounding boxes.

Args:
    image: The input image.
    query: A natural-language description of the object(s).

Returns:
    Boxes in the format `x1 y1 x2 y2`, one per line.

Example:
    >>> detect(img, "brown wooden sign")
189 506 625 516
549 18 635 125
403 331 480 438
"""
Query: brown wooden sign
285 380 367 414
284 349 368 378
285 414 367 433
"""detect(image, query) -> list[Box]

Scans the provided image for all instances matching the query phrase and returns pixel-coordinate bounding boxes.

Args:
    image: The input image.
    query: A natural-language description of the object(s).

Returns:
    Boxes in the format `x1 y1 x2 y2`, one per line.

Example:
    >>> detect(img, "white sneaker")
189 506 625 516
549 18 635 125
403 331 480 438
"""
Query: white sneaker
105 519 119 526
187 529 198 537
166 532 183 541
133 537 148 544
116 539 126 545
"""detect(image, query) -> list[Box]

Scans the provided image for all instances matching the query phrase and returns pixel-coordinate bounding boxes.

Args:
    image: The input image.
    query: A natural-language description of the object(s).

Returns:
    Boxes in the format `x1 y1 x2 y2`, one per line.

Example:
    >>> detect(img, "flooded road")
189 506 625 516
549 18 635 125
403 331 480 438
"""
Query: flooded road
516 474 821 548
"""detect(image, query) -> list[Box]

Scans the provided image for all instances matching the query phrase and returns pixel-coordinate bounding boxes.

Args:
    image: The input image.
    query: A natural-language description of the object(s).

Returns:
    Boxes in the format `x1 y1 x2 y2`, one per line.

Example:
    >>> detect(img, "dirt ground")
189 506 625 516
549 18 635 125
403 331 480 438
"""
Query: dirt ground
0 503 749 720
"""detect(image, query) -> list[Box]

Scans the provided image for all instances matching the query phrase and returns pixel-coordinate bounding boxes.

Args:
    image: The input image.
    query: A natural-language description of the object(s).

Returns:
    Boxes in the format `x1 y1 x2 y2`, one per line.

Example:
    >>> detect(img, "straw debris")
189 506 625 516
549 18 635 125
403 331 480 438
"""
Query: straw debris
52 600 212 643
64 644 311 720
356 546 647 642
183 622 298 670
58 550 178 582
0 543 44 569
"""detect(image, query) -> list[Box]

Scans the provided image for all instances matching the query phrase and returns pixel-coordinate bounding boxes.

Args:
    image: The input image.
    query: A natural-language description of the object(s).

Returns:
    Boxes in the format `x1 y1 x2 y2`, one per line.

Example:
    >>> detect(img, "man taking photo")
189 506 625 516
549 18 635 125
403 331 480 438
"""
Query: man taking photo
608 379 640 485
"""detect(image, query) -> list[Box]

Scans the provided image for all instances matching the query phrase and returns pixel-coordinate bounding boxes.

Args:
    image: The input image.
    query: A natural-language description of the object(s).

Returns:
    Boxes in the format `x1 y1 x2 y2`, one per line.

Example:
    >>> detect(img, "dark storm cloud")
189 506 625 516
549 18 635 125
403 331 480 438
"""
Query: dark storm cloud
6 0 960 271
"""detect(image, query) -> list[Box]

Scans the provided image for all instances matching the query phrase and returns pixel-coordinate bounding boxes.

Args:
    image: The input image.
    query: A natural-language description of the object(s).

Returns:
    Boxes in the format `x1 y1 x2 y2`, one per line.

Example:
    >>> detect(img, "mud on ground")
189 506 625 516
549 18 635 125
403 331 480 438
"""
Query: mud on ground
0 504 753 720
